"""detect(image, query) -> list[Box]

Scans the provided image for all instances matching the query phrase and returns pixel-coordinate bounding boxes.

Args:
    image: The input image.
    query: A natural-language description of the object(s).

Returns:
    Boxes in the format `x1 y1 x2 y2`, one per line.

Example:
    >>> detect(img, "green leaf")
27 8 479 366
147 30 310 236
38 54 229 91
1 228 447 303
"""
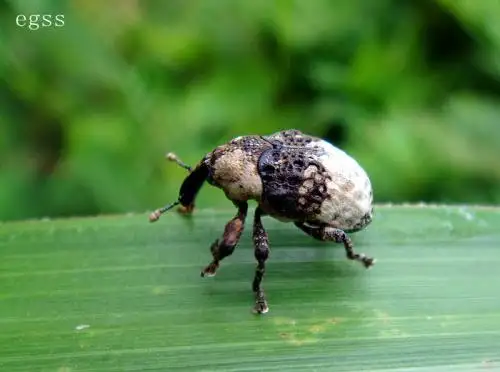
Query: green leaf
1 205 499 371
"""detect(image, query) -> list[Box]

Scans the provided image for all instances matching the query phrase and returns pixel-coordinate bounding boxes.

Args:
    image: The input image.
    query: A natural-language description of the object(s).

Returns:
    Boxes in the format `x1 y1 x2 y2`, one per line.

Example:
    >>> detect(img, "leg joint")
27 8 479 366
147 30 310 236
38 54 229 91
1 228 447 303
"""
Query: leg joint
254 245 269 262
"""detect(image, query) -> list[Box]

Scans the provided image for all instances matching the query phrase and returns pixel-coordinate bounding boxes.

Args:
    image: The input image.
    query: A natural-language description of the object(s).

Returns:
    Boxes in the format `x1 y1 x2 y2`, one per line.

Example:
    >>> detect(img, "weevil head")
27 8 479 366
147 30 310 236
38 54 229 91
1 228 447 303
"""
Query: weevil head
204 136 269 202
149 134 274 223
169 135 264 210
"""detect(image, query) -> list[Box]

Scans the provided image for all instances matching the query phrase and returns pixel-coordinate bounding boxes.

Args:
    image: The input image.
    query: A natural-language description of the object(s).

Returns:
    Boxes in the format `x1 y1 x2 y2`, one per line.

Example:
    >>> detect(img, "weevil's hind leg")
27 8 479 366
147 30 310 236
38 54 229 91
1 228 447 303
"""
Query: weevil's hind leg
201 201 248 277
294 222 375 268
252 207 270 314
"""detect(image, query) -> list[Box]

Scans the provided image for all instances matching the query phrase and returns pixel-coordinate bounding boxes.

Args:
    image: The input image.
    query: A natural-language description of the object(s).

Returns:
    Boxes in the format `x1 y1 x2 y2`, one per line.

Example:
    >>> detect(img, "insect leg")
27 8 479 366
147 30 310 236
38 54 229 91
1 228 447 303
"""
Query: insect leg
294 222 375 268
201 201 248 277
252 207 270 314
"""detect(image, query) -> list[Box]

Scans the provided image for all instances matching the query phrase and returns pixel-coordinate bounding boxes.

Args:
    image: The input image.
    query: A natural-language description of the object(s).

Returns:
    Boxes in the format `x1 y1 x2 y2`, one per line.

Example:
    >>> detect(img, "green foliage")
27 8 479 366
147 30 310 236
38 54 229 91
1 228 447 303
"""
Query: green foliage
1 206 500 370
0 1 499 221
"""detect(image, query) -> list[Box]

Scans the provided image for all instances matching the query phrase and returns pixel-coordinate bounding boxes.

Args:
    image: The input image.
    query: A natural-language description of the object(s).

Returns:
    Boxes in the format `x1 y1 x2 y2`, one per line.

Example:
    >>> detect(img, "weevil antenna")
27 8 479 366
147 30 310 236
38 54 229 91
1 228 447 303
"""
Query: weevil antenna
149 200 180 222
166 152 192 172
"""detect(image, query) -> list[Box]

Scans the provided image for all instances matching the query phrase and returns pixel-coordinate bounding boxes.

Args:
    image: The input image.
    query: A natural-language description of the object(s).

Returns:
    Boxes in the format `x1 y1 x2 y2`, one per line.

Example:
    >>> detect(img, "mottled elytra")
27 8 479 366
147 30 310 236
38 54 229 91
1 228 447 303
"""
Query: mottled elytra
149 130 375 314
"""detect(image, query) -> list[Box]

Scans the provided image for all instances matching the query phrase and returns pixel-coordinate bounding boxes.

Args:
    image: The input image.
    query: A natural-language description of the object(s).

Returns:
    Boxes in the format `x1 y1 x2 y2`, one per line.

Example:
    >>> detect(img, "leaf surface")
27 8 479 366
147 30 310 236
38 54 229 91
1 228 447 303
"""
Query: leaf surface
1 205 499 371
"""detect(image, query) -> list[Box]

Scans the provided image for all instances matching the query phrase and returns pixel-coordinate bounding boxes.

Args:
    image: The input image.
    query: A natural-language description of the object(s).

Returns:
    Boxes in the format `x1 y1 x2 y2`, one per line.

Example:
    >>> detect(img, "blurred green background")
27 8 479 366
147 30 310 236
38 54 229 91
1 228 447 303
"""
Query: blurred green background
1 0 499 222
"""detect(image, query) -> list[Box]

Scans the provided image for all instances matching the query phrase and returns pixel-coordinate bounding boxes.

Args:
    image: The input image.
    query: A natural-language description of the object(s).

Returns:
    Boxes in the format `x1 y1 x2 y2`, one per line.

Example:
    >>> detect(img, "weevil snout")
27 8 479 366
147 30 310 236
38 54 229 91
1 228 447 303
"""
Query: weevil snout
149 153 208 222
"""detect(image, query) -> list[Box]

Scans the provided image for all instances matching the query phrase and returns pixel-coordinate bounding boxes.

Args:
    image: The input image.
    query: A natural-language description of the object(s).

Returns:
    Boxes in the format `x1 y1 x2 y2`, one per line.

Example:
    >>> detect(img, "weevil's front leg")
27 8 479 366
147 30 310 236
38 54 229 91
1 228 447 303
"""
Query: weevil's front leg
295 222 375 268
252 207 270 314
201 202 248 277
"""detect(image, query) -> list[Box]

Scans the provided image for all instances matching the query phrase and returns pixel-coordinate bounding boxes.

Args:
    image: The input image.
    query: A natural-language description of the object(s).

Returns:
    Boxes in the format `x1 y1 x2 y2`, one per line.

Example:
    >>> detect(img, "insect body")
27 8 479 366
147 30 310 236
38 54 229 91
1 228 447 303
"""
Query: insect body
150 129 375 314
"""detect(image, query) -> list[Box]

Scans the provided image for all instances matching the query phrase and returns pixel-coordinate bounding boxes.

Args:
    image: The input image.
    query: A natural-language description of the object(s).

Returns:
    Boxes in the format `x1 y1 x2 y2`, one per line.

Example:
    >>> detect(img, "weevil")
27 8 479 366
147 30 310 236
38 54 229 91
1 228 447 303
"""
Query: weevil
149 129 375 314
